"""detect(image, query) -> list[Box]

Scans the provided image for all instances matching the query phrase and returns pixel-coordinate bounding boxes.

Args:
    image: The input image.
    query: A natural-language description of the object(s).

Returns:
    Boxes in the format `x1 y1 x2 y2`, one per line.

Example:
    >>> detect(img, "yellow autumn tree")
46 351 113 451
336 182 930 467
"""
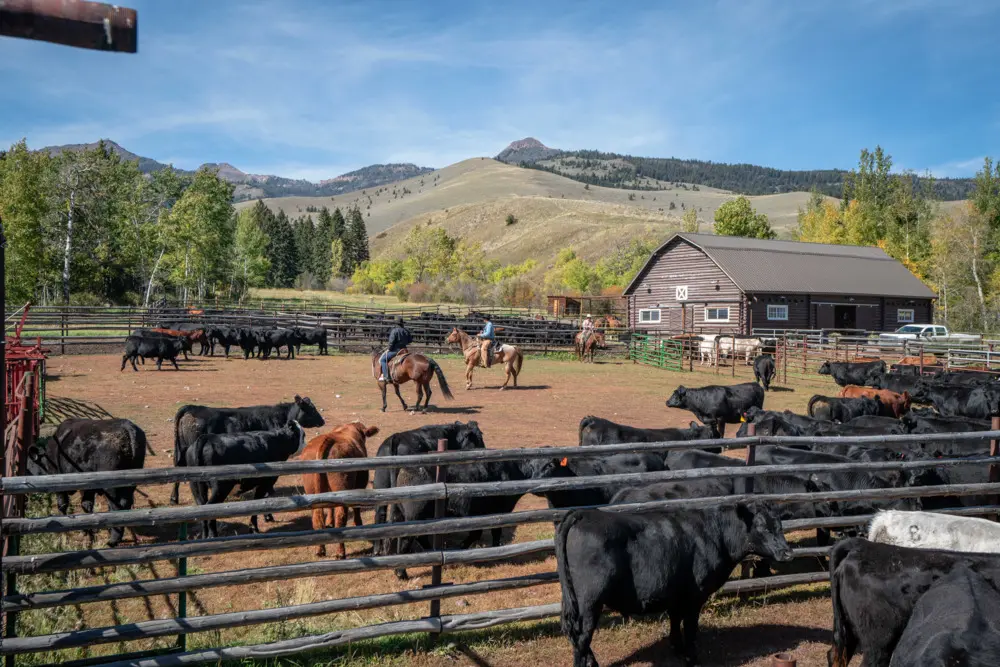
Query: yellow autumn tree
795 196 845 244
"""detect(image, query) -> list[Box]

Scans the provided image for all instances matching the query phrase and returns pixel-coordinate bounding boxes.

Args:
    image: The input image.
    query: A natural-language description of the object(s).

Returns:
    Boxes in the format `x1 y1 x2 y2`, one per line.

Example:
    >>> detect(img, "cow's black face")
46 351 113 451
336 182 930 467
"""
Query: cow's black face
818 362 831 375
291 396 325 428
743 502 794 562
666 387 686 409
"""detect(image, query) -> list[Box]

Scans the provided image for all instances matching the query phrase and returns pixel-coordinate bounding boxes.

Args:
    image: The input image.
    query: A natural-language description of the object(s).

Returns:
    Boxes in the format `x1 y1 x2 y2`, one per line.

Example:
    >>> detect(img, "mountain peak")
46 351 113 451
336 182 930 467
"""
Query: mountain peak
496 137 561 164
504 137 548 152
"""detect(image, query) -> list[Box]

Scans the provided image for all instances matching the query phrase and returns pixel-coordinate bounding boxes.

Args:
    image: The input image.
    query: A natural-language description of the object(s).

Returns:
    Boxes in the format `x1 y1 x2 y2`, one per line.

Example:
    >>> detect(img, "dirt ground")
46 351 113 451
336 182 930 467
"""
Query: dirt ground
20 351 841 666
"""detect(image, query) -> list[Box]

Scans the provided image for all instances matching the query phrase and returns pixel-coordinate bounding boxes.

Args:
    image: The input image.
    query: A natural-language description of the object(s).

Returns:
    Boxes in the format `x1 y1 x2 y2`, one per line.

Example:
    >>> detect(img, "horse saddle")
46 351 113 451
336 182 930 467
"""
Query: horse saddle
388 348 409 382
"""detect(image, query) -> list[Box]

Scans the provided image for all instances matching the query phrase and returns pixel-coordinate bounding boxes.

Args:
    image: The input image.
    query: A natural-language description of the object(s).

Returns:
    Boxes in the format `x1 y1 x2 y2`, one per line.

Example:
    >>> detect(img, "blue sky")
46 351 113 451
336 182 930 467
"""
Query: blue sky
2 0 998 181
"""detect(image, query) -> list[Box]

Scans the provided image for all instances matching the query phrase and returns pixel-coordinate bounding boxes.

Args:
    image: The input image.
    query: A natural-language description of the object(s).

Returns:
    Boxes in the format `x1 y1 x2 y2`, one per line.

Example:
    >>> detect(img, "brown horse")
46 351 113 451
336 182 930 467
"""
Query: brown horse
445 327 523 390
575 331 606 362
371 348 453 412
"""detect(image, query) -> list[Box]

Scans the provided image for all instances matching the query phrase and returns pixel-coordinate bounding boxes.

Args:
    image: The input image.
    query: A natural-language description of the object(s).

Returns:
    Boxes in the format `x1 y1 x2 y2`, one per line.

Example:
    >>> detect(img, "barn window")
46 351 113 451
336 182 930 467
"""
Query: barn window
766 304 789 321
639 309 661 323
704 307 730 323
897 308 915 323
675 285 688 301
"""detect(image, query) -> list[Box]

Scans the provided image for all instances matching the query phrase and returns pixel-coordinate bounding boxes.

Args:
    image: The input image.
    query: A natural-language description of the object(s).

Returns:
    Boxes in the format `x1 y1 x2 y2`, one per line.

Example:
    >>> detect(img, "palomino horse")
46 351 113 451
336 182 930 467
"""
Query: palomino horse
594 315 622 329
445 327 523 390
370 347 454 412
575 331 606 362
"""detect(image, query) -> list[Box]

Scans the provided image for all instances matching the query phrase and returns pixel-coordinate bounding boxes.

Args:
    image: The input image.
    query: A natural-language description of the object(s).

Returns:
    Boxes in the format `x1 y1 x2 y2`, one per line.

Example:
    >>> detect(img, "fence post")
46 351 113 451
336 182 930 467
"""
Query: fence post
990 415 1000 512
4 374 34 667
428 438 448 637
176 523 188 651
740 421 758 582
731 335 736 377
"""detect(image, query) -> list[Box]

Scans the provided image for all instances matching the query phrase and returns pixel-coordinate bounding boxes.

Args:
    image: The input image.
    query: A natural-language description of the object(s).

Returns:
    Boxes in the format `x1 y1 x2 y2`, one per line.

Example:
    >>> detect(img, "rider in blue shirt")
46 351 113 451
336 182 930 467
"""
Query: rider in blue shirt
378 317 412 382
478 315 496 368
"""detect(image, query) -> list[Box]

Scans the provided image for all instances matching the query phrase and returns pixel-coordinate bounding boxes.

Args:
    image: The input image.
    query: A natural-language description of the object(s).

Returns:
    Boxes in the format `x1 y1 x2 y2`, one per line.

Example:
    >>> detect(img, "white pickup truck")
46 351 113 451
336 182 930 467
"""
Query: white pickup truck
878 324 980 344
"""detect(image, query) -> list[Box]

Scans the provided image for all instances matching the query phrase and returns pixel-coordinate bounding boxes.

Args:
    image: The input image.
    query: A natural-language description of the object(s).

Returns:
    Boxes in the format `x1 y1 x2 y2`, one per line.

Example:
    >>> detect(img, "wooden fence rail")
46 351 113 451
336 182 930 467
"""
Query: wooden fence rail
4 431 1000 666
5 430 997 495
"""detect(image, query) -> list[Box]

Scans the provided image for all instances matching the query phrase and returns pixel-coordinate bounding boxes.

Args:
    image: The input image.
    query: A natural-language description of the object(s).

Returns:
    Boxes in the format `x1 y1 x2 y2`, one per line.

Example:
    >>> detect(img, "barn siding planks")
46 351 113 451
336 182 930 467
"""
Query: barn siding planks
628 239 744 333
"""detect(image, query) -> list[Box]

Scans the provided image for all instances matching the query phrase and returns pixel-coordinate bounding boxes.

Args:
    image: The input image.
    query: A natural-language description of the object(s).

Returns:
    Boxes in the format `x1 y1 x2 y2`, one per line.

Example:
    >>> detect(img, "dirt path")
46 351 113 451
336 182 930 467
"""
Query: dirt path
22 351 837 666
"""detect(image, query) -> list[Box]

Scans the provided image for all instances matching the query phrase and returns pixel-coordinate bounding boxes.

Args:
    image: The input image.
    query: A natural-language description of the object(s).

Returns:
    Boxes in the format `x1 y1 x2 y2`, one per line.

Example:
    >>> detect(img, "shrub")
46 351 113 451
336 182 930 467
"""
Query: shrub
505 213 518 226
406 281 433 303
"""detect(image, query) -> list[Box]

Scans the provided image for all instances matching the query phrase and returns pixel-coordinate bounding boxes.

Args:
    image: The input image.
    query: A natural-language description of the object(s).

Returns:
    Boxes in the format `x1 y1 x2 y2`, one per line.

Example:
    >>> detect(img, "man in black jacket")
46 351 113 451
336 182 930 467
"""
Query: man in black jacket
378 317 412 383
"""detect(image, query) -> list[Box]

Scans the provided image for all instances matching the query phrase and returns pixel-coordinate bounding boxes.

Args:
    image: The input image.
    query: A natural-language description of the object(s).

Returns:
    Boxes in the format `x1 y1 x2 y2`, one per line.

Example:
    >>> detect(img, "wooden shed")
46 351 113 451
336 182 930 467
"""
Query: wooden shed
622 233 937 334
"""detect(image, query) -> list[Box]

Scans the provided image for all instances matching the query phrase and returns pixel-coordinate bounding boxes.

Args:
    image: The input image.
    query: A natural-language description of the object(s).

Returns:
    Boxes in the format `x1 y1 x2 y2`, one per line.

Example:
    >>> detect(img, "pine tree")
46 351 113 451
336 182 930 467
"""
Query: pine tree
331 207 346 241
292 215 315 280
313 207 334 286
341 206 369 276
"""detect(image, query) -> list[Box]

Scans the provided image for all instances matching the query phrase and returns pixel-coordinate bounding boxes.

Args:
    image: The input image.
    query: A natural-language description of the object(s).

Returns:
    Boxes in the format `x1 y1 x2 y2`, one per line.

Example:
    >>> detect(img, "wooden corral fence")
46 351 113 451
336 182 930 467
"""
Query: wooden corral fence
3 306 631 359
3 429 1000 666
629 329 1000 386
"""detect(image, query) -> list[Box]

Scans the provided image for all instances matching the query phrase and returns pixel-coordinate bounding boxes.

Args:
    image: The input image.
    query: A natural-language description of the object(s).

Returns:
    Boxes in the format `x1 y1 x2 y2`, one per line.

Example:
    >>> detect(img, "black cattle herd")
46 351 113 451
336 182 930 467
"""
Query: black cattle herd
24 350 1000 666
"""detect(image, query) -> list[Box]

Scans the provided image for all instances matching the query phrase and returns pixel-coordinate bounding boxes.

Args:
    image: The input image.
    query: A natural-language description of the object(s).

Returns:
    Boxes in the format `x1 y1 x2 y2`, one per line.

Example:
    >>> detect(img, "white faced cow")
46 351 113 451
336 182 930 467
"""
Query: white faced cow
868 510 1000 554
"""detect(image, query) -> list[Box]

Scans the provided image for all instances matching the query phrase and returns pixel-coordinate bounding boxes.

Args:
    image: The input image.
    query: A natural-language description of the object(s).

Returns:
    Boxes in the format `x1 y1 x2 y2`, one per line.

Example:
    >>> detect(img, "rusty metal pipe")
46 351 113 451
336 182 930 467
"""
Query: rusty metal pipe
0 0 137 52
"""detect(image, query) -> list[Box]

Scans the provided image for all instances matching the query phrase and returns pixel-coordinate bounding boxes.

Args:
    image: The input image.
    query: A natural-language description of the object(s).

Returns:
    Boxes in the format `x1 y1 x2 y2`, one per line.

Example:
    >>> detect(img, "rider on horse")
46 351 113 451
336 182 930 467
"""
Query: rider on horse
478 315 499 368
581 313 595 349
378 317 412 383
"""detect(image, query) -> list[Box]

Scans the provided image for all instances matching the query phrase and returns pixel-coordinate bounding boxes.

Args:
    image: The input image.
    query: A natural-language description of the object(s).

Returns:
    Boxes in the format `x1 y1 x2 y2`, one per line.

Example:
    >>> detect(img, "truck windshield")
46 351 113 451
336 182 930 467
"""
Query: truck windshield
895 325 925 333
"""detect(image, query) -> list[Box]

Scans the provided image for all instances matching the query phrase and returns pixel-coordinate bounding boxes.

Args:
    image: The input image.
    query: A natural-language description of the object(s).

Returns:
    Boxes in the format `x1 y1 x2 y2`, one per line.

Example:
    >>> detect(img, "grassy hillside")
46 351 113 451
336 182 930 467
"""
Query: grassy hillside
241 157 831 241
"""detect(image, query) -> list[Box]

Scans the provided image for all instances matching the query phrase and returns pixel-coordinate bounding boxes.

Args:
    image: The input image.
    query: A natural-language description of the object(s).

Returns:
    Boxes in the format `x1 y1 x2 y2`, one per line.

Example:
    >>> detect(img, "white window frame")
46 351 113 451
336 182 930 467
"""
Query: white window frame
704 307 730 323
766 304 789 321
639 308 661 324
675 285 688 301
897 308 915 324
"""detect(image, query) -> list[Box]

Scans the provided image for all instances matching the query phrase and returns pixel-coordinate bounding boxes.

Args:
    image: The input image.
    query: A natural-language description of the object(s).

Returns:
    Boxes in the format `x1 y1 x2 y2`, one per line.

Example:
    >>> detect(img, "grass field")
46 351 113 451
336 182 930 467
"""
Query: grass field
238 159 839 269
16 351 844 667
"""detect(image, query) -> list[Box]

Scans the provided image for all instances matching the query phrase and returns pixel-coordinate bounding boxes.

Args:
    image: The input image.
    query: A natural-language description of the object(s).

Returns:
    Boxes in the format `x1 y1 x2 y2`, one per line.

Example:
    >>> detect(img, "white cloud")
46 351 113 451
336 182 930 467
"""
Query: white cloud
923 157 986 178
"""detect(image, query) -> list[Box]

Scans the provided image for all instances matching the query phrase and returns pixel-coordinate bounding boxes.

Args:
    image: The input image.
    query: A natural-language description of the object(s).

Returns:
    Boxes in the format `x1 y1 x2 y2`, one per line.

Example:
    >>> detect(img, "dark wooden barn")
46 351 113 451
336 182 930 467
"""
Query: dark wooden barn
622 233 937 334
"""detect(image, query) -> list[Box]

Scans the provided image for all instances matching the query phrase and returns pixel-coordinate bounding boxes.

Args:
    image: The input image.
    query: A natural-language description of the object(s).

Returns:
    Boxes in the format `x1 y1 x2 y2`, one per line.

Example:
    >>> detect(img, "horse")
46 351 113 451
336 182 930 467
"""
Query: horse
445 327 523 390
370 347 454 412
575 331 606 362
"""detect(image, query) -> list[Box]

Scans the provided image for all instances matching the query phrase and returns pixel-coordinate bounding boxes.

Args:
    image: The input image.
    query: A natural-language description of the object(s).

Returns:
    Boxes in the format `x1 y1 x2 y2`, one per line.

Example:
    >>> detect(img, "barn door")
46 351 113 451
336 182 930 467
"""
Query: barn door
816 304 834 329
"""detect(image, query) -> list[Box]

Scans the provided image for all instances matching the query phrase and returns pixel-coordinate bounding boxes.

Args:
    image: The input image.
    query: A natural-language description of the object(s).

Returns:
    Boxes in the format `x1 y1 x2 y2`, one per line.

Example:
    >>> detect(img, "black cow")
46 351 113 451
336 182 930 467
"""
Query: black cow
870 372 924 395
577 416 717 453
121 335 186 371
292 326 328 355
818 359 886 387
207 326 241 358
889 564 1000 667
753 354 776 391
237 327 258 359
25 418 147 547
371 421 486 552
556 502 793 667
610 478 733 504
389 457 540 579
256 328 297 359
170 396 324 505
807 395 881 422
930 370 999 387
532 453 666 508
828 538 1000 667
186 421 306 538
912 381 1000 419
666 382 765 438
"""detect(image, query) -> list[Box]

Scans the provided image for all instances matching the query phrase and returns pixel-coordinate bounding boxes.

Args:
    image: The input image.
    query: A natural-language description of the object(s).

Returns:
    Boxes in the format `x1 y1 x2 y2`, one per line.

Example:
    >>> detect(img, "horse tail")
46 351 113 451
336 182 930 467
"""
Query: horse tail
429 359 454 400
514 348 523 375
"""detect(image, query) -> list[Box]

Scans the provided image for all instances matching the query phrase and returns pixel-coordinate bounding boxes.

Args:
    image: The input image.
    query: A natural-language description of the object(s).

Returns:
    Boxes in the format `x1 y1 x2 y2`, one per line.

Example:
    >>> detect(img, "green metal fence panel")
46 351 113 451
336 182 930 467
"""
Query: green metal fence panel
629 334 684 372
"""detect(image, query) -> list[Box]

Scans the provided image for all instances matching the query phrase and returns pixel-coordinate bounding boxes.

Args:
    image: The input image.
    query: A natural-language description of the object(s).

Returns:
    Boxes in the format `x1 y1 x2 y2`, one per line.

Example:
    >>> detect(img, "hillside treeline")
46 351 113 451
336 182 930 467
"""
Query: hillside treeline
0 140 370 305
514 150 975 200
793 147 1000 332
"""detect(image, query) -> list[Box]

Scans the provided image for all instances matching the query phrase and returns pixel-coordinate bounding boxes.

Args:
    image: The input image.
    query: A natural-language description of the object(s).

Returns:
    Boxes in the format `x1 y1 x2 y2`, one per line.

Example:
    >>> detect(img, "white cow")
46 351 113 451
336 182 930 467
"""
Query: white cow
734 337 763 365
868 510 1000 553
698 337 717 366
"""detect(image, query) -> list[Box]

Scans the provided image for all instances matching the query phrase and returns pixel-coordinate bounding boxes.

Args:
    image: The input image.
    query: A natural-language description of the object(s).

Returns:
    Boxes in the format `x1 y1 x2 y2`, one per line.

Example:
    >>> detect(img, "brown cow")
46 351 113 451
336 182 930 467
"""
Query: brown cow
838 385 911 418
301 422 379 559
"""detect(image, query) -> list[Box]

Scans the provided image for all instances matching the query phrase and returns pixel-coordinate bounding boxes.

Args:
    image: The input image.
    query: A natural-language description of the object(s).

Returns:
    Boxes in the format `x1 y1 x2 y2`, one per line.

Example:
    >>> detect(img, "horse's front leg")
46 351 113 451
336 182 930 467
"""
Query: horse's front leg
392 383 408 411
466 362 474 390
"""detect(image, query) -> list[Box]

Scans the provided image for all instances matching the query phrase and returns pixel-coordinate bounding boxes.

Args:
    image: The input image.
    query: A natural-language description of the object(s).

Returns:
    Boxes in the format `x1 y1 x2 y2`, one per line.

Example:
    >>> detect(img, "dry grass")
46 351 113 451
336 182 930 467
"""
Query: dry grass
238 159 837 262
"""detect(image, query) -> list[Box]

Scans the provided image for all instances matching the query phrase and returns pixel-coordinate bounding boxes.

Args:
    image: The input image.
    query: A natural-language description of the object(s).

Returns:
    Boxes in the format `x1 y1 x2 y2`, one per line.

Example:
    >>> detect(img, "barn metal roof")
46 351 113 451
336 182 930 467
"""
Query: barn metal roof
623 233 937 299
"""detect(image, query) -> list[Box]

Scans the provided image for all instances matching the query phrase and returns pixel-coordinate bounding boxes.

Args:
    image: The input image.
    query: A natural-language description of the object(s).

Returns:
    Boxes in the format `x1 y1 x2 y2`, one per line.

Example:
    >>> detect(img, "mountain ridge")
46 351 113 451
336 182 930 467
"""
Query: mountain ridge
39 139 434 202
495 137 976 201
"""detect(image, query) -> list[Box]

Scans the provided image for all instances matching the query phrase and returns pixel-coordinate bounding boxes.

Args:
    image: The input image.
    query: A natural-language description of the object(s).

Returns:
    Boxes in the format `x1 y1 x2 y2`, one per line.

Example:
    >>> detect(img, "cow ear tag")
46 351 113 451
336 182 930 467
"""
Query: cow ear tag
740 416 746 422
560 457 568 467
